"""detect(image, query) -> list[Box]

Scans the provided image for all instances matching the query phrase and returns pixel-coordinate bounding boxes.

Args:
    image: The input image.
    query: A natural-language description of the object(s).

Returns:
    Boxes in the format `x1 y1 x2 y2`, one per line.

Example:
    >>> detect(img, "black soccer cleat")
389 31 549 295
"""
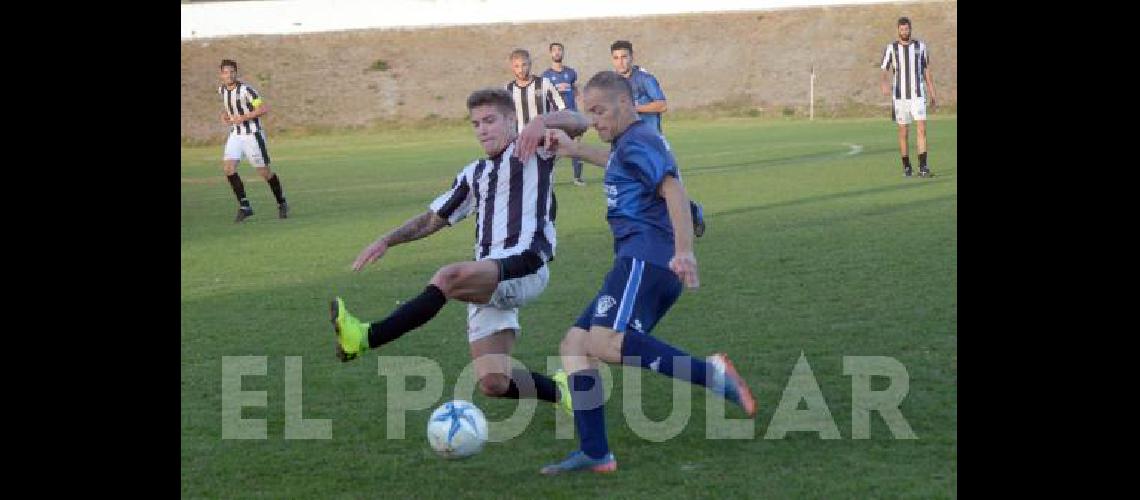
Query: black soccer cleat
235 206 254 223
278 202 289 219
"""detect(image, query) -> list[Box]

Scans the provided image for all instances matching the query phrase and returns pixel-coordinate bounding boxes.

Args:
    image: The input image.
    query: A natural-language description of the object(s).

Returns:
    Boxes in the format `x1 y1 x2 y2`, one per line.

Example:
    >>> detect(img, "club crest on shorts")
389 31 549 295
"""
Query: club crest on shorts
595 295 617 317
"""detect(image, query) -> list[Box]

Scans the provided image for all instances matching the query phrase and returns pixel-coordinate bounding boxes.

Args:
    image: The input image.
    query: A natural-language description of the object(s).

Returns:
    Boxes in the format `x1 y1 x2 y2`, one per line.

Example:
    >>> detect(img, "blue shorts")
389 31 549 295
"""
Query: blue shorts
574 257 682 335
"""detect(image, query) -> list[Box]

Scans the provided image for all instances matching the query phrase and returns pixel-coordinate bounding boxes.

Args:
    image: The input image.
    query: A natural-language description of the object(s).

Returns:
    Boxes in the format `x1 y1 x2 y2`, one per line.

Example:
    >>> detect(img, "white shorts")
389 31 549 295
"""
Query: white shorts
893 97 927 125
222 130 271 167
466 264 550 343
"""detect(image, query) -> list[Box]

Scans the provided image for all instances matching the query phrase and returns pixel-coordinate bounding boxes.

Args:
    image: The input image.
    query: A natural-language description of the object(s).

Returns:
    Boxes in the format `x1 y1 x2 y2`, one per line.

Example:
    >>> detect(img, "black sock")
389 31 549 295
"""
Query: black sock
501 369 559 402
901 156 912 170
367 285 447 348
227 173 250 207
918 152 928 168
267 173 286 204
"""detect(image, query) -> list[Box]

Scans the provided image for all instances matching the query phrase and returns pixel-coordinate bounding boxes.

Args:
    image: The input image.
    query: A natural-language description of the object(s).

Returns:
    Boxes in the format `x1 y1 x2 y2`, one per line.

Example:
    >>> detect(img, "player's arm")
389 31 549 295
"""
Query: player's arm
515 110 588 159
543 128 609 166
923 50 937 108
636 100 667 114
659 175 699 288
636 74 668 114
352 211 448 271
232 89 270 123
880 46 894 97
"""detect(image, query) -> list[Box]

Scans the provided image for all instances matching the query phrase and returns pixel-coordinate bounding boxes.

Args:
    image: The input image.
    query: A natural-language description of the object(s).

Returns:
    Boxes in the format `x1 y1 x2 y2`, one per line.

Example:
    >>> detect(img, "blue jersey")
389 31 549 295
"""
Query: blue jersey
604 119 680 268
626 66 667 133
542 67 578 111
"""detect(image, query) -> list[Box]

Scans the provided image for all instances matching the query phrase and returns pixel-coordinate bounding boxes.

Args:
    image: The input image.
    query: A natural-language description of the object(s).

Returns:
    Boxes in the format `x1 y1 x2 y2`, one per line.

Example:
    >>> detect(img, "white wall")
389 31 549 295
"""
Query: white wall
181 0 908 39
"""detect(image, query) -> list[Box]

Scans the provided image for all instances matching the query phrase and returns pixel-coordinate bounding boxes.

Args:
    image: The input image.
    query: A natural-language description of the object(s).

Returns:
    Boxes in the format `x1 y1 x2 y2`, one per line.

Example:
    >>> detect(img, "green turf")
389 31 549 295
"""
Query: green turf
181 115 957 498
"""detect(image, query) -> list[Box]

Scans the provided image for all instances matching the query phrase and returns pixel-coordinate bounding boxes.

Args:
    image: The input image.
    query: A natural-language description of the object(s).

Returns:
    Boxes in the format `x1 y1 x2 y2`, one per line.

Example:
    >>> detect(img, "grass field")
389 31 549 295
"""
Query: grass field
181 115 957 498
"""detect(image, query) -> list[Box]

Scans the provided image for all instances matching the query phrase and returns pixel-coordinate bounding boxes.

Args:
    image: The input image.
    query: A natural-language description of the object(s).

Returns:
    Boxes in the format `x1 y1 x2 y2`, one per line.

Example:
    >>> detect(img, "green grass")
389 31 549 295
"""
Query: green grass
181 115 957 498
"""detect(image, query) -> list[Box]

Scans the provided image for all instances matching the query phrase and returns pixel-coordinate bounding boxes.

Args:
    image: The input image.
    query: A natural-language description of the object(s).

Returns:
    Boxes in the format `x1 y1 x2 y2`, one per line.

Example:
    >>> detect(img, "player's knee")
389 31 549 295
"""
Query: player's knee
585 330 622 363
478 373 511 397
429 264 465 297
559 334 580 357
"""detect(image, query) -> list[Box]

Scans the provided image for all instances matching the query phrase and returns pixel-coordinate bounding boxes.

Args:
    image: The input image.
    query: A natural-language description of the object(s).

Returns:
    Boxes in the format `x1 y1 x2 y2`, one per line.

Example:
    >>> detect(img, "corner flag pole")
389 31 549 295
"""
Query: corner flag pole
809 64 815 121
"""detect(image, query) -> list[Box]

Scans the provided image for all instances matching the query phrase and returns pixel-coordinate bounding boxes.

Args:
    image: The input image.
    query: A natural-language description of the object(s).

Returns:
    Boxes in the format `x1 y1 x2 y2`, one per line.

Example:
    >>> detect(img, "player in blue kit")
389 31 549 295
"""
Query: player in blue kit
609 40 707 238
541 42 586 186
527 71 758 475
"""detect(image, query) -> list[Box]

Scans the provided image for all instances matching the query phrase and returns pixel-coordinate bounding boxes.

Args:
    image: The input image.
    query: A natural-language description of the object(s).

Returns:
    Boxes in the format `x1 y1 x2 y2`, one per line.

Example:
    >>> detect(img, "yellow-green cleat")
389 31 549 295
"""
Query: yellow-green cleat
552 369 573 417
329 297 369 362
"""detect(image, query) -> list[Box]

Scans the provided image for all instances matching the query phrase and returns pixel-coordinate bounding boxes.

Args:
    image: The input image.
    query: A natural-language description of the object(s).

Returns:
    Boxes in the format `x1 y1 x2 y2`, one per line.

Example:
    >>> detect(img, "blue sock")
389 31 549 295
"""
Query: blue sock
570 369 609 459
620 333 711 388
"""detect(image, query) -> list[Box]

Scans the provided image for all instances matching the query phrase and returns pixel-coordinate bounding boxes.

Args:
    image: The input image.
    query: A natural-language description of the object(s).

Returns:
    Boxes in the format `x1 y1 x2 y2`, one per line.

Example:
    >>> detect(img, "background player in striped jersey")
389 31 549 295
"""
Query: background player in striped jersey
609 40 706 238
506 49 567 132
880 17 938 177
330 88 588 411
217 59 289 222
542 42 586 187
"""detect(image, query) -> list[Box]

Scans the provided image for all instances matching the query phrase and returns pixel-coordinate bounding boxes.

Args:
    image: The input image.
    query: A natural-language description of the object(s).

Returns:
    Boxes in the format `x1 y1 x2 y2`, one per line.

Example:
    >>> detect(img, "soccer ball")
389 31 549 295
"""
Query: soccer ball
426 400 488 459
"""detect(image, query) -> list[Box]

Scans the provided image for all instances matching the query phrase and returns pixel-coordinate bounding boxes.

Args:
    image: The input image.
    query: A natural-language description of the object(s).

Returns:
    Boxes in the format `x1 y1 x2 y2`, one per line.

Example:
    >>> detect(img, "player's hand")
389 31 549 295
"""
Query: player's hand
352 238 390 271
221 113 232 125
880 83 890 97
543 129 576 157
669 251 700 289
515 116 545 160
929 96 937 110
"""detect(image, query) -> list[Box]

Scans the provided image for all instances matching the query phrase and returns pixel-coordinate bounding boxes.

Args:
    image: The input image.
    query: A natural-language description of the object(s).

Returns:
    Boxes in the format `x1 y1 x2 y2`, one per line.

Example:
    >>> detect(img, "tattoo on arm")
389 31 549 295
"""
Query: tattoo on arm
384 211 447 247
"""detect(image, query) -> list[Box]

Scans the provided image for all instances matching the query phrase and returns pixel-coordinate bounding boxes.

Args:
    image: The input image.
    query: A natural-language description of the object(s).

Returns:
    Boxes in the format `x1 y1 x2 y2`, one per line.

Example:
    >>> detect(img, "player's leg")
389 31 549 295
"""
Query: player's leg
893 99 912 177
914 98 931 177
223 134 253 222
330 259 500 361
588 258 754 406
245 131 288 217
540 311 617 475
898 123 912 177
542 259 755 475
468 317 561 403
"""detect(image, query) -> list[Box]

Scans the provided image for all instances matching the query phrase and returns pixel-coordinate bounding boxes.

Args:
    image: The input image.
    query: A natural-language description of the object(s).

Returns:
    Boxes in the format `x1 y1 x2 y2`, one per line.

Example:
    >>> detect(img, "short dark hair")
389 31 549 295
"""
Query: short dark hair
509 49 530 60
610 40 633 53
584 71 634 102
466 88 516 117
549 42 563 51
897 17 911 27
220 59 238 70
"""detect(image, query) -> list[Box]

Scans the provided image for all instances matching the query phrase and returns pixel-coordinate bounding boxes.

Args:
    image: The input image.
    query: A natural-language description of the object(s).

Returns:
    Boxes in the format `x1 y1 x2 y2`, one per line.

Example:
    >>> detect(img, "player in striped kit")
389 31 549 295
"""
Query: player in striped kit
880 17 939 177
330 88 587 412
506 49 567 132
217 59 288 222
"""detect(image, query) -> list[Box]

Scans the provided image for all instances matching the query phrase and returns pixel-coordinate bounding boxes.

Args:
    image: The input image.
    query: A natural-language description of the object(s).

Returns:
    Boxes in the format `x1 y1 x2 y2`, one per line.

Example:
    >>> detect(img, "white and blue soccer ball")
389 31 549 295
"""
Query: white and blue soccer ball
426 399 488 459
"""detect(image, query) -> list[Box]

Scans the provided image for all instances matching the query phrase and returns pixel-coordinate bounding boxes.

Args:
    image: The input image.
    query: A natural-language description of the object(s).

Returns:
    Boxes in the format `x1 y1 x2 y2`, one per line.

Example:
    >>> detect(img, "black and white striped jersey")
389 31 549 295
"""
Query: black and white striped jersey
218 81 264 135
505 76 566 133
880 40 931 100
429 141 558 261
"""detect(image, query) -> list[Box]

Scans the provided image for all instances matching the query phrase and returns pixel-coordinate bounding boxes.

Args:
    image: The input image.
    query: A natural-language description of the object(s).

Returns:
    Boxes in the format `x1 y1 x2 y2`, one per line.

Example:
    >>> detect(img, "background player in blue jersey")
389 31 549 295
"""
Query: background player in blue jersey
531 71 757 475
610 40 706 238
542 42 586 187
